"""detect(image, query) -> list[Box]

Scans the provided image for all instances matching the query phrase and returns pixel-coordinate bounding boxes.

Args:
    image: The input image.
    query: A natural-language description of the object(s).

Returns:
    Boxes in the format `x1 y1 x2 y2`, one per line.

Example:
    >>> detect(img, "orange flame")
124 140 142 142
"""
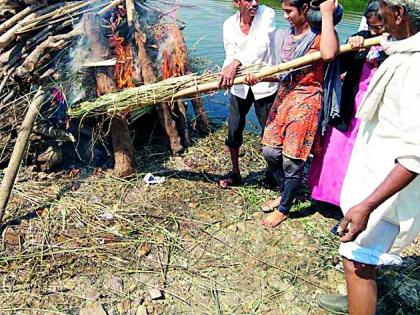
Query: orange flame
161 41 187 79
109 7 135 90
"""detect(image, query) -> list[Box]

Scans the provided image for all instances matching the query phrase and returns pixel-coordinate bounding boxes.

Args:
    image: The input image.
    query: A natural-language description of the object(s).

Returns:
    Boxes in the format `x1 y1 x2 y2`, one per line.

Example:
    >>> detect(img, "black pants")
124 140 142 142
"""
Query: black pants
262 146 305 214
225 90 276 148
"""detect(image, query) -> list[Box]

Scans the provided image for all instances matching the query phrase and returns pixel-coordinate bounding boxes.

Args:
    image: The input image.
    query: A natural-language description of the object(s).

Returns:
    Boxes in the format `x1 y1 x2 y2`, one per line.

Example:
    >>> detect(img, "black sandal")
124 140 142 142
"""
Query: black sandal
219 171 242 188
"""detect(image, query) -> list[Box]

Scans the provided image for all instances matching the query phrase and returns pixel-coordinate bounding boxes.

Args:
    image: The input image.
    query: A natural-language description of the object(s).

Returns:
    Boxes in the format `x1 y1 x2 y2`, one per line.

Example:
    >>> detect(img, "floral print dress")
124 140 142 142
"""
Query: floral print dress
262 35 324 161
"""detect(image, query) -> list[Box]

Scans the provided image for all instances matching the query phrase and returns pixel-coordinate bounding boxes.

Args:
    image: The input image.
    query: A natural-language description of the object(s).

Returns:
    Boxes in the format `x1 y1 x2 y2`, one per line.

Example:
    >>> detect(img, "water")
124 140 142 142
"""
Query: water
156 0 365 129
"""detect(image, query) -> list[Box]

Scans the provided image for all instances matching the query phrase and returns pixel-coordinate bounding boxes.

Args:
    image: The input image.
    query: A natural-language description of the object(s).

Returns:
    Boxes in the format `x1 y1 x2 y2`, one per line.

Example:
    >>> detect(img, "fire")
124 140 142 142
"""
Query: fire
111 35 135 89
160 27 188 79
109 7 135 90
161 47 186 79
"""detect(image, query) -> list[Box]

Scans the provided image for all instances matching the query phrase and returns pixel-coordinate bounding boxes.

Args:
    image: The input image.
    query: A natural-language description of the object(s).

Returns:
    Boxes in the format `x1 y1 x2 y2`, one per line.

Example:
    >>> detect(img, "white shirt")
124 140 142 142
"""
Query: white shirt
339 34 420 265
222 5 278 100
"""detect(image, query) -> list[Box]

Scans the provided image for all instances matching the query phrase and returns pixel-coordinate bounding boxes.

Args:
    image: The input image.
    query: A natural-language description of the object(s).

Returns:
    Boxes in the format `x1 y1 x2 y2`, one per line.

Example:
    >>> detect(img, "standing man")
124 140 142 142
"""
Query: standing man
218 0 278 188
318 1 420 314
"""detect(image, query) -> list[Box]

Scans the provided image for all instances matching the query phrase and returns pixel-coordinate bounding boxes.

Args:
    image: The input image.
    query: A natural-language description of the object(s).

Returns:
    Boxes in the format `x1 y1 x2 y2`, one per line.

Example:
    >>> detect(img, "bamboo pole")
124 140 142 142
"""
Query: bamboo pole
69 36 383 117
0 88 45 225
173 36 383 99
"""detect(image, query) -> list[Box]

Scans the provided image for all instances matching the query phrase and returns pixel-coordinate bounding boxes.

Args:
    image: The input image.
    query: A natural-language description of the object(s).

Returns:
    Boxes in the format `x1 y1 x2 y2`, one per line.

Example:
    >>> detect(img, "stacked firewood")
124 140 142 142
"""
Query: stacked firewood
0 0 209 175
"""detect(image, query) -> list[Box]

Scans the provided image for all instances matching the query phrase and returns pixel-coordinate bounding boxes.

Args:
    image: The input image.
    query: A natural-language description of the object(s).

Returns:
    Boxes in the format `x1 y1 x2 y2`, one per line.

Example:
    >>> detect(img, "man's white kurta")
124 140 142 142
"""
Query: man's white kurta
222 5 278 100
339 33 420 266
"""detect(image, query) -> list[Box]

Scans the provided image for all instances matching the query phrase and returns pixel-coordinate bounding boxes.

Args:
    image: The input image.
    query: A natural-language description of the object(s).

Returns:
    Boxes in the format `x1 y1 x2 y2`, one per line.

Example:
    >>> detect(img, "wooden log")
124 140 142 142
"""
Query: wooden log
0 2 65 49
156 23 209 135
133 19 183 154
84 13 135 178
15 28 82 76
174 99 191 147
98 0 123 16
126 0 134 26
0 87 44 225
0 89 14 106
109 115 136 178
156 103 184 154
0 3 43 33
191 97 209 134
19 1 90 30
0 42 24 64
133 23 156 84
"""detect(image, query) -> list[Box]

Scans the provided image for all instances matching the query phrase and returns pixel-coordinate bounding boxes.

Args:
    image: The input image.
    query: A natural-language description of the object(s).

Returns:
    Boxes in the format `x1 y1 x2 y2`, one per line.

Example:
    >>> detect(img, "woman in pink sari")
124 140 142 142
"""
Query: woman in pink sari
308 1 387 207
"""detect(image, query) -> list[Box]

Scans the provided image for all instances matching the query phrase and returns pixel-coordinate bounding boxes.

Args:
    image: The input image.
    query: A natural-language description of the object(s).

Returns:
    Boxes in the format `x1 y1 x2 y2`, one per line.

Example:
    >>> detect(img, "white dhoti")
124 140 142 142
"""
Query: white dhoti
339 33 420 266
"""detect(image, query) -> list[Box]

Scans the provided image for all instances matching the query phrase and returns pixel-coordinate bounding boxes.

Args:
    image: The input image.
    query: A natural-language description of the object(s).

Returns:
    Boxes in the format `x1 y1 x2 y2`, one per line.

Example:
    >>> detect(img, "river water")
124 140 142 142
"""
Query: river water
157 0 365 128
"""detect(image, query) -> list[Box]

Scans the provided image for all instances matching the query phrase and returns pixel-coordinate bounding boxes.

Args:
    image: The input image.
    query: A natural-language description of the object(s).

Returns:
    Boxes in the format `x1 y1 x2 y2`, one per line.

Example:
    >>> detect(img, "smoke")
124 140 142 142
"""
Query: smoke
66 22 93 106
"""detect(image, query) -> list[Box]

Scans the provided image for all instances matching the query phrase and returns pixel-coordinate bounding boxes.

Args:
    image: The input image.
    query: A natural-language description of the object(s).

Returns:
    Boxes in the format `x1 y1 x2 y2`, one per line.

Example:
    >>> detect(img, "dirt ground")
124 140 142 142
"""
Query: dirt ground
1 127 419 314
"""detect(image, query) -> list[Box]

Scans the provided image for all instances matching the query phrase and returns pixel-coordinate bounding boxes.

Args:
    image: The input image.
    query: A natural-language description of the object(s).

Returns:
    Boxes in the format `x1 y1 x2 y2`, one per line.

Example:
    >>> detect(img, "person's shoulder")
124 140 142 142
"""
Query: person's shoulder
273 28 290 40
259 5 275 18
224 11 238 26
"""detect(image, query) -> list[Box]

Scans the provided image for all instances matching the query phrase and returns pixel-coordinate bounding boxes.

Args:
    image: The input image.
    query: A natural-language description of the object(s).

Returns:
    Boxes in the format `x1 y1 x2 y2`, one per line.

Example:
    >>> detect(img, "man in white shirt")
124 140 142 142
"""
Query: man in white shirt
217 0 278 188
318 1 420 314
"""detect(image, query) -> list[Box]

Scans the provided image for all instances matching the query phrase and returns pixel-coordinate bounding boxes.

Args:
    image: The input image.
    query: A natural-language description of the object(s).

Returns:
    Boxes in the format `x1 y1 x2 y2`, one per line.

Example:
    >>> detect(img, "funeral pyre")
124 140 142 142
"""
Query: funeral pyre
0 0 209 176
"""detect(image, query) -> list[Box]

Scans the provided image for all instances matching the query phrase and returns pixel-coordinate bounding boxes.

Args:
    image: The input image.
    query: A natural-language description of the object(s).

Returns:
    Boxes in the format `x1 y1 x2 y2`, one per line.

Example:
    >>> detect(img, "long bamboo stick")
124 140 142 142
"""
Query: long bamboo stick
173 36 382 99
69 36 383 117
0 88 45 225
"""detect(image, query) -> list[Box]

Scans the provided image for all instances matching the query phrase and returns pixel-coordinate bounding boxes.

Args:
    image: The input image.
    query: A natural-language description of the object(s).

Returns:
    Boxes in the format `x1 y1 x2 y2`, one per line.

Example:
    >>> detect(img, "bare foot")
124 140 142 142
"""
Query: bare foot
261 211 289 228
218 172 242 188
261 197 282 213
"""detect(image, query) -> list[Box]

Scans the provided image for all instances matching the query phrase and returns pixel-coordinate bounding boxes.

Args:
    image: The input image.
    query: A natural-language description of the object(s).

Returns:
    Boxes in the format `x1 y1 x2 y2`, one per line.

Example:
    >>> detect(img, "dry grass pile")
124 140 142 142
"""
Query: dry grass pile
0 128 418 314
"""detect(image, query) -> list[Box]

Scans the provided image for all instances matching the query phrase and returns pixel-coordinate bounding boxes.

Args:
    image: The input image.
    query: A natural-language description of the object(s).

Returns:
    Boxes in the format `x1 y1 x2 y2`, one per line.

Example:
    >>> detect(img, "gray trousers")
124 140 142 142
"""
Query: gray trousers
262 146 305 214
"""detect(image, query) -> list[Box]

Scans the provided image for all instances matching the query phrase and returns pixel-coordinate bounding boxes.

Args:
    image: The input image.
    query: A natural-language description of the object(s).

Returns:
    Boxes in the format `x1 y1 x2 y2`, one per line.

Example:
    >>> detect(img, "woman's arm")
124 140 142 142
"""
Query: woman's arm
319 0 339 62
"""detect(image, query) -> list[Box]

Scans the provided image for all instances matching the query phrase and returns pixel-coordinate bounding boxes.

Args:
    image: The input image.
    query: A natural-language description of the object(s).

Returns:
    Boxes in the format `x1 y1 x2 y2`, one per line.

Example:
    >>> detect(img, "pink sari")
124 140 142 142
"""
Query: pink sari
308 56 379 206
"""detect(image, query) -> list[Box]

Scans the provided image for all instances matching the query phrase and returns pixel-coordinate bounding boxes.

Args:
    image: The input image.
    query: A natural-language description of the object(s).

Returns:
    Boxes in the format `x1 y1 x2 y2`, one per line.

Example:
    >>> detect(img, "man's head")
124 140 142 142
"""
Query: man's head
281 0 311 28
380 0 420 39
234 0 260 18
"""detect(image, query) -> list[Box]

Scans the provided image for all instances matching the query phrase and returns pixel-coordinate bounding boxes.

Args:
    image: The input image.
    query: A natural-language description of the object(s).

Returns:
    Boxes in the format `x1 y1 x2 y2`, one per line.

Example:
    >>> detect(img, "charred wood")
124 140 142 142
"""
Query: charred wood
133 19 183 154
83 13 135 178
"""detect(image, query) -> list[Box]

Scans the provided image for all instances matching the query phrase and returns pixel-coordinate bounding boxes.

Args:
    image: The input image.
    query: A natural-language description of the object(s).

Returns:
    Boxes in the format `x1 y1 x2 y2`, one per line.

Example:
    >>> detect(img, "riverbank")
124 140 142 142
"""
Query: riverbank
1 127 418 314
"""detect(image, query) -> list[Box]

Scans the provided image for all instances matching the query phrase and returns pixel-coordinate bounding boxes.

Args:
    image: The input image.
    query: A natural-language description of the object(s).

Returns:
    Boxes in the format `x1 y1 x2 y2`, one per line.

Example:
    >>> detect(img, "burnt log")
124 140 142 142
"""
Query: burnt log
84 13 135 178
133 19 183 154
156 23 209 135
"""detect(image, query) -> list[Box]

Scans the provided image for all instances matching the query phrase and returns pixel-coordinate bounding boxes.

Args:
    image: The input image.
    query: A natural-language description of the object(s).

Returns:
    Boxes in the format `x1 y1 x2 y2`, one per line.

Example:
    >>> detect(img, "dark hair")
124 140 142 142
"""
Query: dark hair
364 0 383 20
281 0 311 10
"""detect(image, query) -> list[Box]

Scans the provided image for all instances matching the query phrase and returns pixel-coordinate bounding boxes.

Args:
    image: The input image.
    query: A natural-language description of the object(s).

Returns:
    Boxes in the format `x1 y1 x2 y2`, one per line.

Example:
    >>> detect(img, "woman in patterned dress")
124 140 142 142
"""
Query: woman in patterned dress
246 0 339 227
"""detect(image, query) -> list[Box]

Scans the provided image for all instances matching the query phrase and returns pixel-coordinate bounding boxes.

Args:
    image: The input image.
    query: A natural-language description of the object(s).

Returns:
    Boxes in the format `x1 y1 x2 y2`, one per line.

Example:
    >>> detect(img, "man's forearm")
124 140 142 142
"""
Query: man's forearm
362 163 418 212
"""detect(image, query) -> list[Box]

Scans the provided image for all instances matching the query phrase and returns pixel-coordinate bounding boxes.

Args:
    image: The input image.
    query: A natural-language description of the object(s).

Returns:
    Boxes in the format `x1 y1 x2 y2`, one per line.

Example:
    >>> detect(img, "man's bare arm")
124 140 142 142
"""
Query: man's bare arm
218 59 241 89
339 163 418 242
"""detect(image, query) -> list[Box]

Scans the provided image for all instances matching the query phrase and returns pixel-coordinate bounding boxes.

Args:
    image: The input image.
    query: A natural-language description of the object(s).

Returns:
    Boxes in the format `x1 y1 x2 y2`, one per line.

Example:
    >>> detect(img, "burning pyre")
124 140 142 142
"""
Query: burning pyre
0 0 209 172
